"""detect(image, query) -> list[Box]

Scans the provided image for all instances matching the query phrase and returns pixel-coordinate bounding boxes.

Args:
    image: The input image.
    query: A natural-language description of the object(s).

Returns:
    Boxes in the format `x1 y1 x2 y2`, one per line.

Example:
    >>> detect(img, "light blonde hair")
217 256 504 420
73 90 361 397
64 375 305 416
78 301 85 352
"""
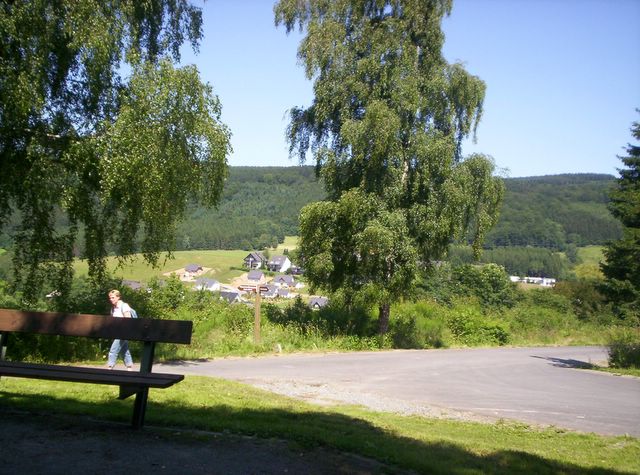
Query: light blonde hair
108 289 121 298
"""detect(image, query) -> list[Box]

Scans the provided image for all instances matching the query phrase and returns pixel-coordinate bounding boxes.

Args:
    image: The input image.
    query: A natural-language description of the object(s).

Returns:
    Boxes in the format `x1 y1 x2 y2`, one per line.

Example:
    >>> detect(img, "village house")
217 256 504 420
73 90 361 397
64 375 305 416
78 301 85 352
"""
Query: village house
277 287 294 299
220 289 241 303
309 296 329 309
271 274 295 288
261 284 279 299
267 255 291 273
243 252 267 269
181 263 204 281
122 279 143 291
510 276 557 287
247 270 266 284
194 278 220 292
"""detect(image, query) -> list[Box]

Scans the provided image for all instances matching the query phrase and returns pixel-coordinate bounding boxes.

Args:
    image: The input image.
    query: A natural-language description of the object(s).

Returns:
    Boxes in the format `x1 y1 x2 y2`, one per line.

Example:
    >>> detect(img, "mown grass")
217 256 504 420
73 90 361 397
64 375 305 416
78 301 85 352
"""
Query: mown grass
1 376 638 474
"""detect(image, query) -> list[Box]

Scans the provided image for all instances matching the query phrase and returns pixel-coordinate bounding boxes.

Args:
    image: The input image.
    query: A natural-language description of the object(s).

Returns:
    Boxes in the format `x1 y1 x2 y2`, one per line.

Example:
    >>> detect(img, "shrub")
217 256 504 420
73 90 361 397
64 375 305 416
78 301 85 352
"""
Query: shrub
265 297 373 337
523 288 571 314
608 328 640 368
553 279 613 323
445 304 509 346
390 308 446 349
451 263 518 308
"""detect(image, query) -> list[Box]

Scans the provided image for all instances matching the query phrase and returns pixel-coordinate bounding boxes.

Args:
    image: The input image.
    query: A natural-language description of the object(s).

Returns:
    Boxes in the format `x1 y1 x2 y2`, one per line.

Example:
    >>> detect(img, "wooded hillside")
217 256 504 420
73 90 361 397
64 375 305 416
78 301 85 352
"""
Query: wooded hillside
175 166 325 250
484 174 621 249
173 169 619 252
0 169 621 253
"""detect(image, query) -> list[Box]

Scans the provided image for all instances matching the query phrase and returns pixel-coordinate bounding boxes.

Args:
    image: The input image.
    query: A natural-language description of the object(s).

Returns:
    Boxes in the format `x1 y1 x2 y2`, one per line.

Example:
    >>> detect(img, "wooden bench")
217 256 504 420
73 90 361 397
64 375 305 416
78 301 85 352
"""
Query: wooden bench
0 308 192 429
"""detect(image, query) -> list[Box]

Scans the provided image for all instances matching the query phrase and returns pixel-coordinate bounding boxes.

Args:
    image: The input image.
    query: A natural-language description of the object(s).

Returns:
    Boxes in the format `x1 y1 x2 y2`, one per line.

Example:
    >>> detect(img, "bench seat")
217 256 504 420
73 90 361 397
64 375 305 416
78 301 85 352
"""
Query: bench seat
0 361 183 394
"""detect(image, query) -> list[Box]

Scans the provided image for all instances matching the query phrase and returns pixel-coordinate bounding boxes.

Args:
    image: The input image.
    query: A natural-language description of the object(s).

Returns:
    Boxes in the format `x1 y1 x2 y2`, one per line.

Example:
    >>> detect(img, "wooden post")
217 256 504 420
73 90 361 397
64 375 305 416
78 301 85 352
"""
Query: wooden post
254 286 261 344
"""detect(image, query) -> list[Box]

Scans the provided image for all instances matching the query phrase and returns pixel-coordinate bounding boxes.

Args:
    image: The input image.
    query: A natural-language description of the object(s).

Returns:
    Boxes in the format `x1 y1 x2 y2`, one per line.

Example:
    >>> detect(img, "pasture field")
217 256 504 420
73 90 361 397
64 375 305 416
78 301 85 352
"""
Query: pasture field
574 245 605 279
72 238 301 286
73 250 249 284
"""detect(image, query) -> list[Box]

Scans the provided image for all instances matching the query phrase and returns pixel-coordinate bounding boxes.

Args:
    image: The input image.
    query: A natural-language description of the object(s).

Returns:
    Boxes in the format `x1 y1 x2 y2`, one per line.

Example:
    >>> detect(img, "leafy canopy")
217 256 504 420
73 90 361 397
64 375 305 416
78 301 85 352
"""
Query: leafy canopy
0 1 231 300
275 0 503 332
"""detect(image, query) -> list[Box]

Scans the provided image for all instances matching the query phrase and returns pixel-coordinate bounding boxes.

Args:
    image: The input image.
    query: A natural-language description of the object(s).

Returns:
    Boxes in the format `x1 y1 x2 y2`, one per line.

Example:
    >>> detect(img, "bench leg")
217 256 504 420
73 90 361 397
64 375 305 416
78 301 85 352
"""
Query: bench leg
0 331 7 361
132 388 149 429
131 341 156 429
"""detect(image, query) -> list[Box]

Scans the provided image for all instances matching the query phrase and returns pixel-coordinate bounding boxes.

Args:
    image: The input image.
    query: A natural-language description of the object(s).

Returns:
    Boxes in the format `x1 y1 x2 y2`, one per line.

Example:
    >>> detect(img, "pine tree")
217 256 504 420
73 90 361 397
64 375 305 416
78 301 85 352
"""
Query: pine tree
601 116 640 322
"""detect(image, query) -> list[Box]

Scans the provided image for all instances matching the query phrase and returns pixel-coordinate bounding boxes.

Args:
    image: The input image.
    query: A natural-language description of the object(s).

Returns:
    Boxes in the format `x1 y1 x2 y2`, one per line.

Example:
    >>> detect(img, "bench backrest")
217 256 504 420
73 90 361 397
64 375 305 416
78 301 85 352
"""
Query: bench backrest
0 309 192 344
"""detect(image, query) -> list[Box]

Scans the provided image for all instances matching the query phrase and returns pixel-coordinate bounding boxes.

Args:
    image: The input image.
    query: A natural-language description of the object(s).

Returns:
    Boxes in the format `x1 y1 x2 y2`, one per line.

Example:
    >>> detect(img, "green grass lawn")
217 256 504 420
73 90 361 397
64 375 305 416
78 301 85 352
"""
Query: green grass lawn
1 376 637 474
72 240 301 286
274 236 299 253
73 249 249 284
574 245 605 279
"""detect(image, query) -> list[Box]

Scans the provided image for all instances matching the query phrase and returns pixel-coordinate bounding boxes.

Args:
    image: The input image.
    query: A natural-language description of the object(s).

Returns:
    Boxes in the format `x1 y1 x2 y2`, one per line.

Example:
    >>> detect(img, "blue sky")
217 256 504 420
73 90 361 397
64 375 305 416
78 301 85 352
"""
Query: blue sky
180 0 640 178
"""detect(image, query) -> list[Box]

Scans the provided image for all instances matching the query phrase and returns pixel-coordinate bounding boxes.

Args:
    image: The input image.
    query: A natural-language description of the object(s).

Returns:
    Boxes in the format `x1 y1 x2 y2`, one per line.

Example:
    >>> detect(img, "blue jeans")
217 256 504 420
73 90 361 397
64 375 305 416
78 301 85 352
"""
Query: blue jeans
108 339 133 368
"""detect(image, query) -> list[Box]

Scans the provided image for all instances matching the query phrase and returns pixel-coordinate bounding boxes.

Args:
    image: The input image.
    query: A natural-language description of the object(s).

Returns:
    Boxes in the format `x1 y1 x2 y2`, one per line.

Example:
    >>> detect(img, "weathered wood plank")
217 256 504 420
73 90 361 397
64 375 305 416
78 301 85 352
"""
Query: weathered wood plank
0 361 183 388
0 309 192 343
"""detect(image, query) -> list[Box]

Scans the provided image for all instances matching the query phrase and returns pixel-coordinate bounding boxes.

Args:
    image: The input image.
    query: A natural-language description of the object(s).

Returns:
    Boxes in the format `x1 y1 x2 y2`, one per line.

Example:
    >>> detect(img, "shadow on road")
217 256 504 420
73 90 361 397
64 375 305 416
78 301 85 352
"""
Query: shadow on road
531 355 597 369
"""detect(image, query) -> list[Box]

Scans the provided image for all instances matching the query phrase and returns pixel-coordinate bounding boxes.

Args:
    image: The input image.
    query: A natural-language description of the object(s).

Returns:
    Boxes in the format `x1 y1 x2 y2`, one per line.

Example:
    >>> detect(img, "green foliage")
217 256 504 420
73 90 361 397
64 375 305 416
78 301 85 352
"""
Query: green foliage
451 263 518 308
265 296 373 337
298 190 418 325
417 262 517 309
276 0 504 333
144 275 188 317
607 328 640 368
175 166 325 250
444 304 510 346
502 290 580 345
390 302 447 349
485 174 621 249
0 0 230 302
449 245 570 279
553 279 613 323
601 117 640 322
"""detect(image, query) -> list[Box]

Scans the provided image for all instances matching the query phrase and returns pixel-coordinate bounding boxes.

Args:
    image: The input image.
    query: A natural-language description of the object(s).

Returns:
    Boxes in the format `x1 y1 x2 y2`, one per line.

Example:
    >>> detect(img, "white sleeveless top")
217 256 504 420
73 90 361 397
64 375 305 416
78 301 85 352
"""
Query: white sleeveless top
111 301 131 318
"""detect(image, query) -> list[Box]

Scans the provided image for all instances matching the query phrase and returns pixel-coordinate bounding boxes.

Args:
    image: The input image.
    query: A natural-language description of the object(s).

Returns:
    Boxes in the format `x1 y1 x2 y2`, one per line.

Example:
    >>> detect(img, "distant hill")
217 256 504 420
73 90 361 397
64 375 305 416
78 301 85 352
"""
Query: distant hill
175 169 620 252
0 169 621 254
175 166 325 251
483 173 621 250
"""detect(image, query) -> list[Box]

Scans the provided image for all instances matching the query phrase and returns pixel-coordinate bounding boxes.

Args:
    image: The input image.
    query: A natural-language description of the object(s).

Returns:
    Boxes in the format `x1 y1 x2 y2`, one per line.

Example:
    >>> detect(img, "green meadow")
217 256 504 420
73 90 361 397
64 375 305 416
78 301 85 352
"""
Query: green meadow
73 249 250 284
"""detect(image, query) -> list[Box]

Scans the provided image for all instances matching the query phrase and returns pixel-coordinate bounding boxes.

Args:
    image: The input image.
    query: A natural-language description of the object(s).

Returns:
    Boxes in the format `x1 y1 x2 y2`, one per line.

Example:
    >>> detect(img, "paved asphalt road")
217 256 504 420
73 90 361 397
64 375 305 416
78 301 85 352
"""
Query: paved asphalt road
158 346 640 437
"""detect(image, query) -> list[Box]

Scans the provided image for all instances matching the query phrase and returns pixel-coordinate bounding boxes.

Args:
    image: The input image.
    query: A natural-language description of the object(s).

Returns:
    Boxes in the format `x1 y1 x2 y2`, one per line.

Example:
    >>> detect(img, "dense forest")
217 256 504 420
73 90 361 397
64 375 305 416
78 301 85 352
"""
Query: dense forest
484 174 621 249
0 168 621 257
174 169 620 253
175 166 325 250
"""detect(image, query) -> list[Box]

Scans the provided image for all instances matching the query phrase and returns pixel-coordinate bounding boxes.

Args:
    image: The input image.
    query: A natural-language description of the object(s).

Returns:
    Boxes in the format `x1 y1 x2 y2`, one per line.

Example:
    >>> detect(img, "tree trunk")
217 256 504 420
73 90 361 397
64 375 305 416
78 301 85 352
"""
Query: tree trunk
378 302 390 335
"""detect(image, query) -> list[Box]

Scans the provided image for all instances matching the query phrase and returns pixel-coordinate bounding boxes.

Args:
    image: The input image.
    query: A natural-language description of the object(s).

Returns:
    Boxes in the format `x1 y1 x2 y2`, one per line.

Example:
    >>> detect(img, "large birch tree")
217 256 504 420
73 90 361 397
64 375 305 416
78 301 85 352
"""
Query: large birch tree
275 0 503 333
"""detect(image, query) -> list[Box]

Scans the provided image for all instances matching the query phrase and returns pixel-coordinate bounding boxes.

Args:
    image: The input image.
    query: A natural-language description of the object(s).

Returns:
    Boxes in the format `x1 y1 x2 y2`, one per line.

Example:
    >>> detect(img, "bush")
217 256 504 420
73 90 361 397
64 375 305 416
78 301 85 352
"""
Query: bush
451 263 518 308
445 304 509 346
265 297 373 337
553 279 613 323
608 328 640 368
390 303 446 349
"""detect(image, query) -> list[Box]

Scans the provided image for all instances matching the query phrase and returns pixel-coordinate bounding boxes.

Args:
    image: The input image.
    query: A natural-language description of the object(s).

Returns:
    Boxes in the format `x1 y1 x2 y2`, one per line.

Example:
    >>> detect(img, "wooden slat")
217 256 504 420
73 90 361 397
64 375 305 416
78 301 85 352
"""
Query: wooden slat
0 361 183 388
0 309 192 344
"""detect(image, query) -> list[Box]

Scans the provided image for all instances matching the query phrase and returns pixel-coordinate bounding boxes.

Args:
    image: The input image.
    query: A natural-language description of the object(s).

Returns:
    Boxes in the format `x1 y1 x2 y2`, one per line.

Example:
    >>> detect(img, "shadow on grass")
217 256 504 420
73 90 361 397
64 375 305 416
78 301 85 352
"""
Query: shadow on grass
0 388 635 475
